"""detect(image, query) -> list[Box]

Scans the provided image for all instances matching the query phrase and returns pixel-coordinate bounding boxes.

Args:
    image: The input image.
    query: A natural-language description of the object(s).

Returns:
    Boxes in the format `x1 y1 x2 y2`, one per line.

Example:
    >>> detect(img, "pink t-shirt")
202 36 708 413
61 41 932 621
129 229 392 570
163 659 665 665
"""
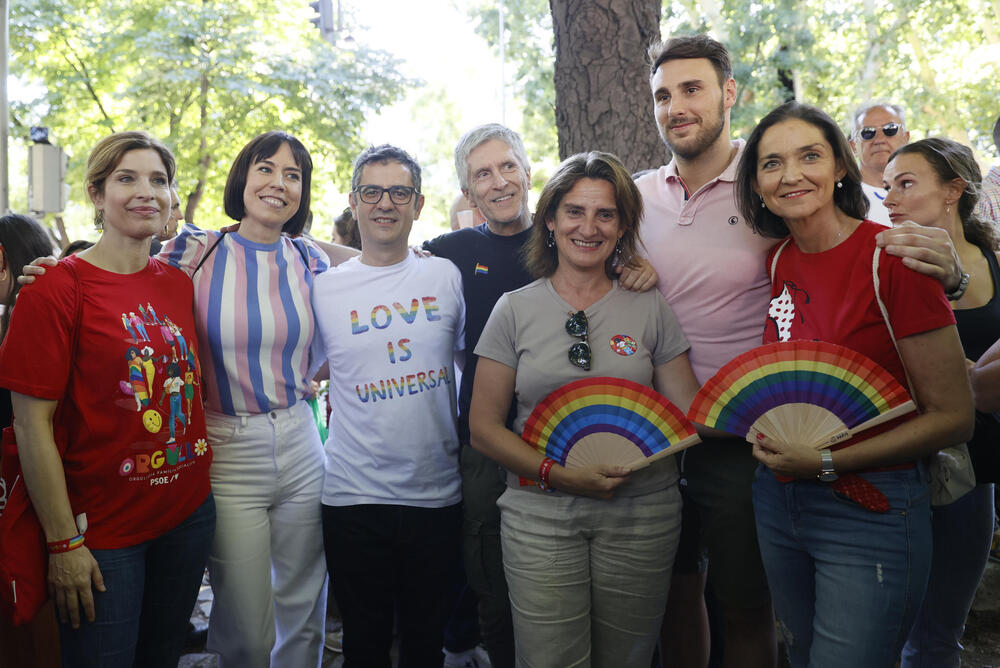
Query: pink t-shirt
636 140 777 384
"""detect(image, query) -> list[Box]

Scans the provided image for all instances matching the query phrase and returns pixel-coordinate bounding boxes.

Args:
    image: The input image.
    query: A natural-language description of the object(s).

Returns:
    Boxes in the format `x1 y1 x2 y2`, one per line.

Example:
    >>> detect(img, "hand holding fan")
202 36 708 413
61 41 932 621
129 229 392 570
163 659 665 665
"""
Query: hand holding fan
687 341 915 449
521 377 701 472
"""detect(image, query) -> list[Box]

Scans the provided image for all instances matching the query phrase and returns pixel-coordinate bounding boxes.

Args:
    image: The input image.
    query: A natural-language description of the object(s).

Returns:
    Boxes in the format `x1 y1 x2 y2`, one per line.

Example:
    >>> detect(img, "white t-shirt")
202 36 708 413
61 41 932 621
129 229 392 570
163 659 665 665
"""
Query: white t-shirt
861 182 892 227
311 253 466 507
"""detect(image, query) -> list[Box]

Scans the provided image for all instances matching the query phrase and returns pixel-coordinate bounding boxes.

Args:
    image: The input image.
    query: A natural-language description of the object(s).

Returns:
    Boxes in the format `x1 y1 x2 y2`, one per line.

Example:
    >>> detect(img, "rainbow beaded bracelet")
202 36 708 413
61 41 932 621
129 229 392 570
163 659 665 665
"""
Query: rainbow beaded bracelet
47 534 85 554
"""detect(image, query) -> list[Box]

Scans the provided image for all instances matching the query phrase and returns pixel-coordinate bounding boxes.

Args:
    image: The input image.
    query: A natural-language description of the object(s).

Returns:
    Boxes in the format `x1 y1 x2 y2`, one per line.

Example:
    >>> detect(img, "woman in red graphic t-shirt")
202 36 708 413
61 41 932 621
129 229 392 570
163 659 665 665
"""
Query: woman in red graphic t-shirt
732 102 973 668
0 132 214 668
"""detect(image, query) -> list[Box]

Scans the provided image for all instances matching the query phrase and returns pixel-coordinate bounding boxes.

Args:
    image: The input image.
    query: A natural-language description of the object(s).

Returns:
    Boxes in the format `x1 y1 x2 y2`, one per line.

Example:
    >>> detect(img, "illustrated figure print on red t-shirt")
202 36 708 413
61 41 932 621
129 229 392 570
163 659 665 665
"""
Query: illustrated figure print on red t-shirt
0 256 212 549
114 296 207 472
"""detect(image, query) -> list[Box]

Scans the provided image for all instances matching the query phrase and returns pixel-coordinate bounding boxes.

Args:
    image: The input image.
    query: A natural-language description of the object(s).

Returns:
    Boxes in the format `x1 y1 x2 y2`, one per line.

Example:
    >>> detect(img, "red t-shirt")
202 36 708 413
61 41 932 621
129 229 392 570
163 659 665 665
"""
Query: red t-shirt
762 221 956 454
763 221 955 385
0 255 211 549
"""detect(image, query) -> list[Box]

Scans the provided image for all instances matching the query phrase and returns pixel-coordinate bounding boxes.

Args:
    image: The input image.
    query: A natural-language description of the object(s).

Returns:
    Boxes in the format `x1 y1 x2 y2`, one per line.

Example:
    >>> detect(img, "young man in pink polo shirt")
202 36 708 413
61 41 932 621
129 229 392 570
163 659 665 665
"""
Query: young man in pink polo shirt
636 34 966 668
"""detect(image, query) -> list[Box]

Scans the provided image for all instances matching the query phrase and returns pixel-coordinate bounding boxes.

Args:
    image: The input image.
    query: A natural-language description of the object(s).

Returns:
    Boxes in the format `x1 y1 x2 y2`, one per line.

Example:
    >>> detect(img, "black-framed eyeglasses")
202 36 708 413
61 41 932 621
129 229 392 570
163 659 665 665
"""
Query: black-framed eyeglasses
859 123 902 141
566 310 591 371
353 185 420 205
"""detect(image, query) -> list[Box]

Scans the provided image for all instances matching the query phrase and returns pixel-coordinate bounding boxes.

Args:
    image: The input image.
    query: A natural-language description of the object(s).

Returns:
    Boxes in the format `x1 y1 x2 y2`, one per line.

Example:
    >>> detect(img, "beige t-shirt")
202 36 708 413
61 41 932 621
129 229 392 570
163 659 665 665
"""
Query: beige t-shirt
476 278 689 496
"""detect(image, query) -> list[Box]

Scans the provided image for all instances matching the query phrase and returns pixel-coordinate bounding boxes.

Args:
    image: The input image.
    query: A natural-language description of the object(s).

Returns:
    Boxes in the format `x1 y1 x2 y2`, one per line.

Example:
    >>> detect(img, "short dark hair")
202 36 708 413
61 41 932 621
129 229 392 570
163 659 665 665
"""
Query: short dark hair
223 131 313 237
736 101 869 239
522 151 643 280
351 144 422 193
993 113 1000 154
891 138 998 251
60 239 94 258
333 207 362 250
647 34 733 86
0 213 56 339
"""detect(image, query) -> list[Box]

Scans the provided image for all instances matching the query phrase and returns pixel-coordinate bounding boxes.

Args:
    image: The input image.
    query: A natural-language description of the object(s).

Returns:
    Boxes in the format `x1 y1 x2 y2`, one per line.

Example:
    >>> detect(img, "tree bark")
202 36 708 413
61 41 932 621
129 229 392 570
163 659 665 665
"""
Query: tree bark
185 71 212 224
549 0 666 174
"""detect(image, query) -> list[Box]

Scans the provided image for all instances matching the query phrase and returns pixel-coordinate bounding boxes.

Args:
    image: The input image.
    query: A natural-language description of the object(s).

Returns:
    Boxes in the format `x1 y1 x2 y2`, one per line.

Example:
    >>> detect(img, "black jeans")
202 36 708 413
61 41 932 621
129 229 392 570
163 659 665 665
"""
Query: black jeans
322 503 462 668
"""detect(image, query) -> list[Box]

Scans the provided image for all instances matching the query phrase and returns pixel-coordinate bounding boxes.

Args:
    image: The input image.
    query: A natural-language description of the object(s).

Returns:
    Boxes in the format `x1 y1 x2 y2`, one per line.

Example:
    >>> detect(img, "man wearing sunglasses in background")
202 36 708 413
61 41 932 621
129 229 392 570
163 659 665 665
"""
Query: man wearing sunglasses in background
311 144 467 668
850 101 911 227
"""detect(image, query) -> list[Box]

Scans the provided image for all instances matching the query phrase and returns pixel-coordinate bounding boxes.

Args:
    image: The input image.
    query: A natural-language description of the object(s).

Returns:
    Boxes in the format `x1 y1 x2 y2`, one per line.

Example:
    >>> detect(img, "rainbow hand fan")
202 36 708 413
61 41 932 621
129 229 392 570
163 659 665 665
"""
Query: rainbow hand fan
521 377 701 471
687 341 915 449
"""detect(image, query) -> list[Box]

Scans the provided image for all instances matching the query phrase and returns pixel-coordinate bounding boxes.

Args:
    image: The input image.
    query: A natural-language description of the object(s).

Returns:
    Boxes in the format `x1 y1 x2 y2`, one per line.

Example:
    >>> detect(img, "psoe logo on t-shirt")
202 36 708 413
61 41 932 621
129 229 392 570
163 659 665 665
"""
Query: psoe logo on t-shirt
610 334 638 356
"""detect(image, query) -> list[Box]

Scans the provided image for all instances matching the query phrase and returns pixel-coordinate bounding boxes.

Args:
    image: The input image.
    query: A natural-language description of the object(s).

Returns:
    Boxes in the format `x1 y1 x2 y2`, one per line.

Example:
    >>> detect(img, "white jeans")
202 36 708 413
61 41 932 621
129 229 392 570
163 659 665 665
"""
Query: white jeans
204 402 327 668
498 485 681 668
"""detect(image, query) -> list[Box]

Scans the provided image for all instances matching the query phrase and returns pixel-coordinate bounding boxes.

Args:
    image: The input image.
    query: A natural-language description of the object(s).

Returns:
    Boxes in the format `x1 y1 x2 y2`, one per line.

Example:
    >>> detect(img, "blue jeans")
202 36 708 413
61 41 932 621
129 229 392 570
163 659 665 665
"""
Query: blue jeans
59 493 215 668
753 465 931 668
901 483 995 667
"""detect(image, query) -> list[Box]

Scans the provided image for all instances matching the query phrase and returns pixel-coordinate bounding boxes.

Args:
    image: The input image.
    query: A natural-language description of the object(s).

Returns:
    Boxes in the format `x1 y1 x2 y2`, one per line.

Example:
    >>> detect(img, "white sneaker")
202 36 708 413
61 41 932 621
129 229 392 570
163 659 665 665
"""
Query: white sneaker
324 628 343 653
443 645 491 668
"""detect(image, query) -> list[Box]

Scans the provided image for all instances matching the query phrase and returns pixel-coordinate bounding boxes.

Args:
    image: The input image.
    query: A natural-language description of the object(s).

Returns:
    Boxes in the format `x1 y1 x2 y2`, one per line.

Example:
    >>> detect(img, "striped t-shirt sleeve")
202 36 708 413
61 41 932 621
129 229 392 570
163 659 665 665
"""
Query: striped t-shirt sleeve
157 224 213 277
297 237 331 276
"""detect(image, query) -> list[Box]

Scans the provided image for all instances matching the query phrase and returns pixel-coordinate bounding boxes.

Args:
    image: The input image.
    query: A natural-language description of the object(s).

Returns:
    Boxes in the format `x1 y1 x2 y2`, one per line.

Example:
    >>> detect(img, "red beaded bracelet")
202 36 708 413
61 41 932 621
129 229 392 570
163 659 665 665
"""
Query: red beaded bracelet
538 457 555 492
47 534 85 554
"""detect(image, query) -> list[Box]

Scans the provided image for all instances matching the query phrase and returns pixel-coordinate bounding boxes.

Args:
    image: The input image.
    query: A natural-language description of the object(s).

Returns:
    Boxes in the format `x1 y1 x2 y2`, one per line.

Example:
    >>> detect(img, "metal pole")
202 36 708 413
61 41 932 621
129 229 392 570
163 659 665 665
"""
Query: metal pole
498 0 505 124
1 0 9 213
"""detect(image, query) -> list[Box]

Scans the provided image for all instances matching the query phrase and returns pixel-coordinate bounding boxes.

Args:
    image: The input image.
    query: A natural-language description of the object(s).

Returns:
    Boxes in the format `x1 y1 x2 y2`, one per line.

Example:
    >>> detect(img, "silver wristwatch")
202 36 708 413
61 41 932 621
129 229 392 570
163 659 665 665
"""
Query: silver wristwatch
817 448 838 482
946 272 971 301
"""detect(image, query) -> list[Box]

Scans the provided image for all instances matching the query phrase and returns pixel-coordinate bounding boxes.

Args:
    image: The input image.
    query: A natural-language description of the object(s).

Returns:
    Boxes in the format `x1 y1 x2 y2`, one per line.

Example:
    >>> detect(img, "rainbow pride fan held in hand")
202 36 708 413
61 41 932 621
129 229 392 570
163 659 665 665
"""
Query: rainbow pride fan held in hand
688 340 916 449
521 377 701 473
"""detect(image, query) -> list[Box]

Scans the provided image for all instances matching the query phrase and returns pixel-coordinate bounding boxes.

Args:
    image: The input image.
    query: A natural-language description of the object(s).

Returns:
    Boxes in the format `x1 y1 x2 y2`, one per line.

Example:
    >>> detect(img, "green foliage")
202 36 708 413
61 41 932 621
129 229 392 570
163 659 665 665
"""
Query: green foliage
666 0 999 155
10 0 411 235
468 0 1000 166
466 0 558 168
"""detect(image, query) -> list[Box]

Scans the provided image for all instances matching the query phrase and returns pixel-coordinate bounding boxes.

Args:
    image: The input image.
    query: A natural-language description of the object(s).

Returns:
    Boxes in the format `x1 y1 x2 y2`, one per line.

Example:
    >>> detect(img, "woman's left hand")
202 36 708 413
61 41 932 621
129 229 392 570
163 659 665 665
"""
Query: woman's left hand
751 433 822 479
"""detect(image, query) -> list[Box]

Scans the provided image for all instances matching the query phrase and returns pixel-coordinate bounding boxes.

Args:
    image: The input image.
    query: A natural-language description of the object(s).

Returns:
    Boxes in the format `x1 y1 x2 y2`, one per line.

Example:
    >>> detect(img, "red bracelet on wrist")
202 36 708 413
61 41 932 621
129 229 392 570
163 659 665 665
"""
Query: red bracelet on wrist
538 457 555 492
47 534 85 554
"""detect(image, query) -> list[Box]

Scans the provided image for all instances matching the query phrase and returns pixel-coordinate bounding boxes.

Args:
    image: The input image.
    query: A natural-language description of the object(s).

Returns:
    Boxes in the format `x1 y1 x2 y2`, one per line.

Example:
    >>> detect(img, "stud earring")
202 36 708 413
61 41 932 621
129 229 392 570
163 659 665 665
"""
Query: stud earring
836 181 843 189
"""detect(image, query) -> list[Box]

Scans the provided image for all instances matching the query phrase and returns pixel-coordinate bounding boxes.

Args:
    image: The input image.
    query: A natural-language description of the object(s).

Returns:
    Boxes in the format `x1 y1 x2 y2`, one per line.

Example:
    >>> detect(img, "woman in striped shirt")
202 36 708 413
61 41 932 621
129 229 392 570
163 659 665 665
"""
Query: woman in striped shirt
162 131 355 668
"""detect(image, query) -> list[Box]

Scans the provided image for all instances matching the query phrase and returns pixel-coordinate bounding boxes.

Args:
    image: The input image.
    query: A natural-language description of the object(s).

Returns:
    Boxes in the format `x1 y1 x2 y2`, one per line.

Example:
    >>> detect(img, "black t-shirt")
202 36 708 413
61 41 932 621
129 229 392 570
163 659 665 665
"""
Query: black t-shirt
954 245 1000 482
424 224 534 443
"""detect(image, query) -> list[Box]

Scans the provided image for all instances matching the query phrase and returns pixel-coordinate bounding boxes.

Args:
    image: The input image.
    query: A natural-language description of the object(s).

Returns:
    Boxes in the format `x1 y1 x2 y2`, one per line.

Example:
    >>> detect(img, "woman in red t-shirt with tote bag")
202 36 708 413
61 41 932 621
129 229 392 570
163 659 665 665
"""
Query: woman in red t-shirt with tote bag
0 132 214 668
733 102 973 668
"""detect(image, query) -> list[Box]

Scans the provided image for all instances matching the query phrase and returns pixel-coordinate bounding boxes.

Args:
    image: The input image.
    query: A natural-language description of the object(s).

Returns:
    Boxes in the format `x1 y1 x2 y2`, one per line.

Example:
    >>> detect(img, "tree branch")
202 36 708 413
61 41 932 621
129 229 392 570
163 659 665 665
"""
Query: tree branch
58 35 115 129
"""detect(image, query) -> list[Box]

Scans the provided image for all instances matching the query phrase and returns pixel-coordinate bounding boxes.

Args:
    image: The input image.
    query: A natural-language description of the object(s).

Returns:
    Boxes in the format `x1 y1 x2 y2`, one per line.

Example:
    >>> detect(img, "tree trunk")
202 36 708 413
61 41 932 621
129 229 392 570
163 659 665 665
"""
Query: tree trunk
549 0 665 174
185 71 212 224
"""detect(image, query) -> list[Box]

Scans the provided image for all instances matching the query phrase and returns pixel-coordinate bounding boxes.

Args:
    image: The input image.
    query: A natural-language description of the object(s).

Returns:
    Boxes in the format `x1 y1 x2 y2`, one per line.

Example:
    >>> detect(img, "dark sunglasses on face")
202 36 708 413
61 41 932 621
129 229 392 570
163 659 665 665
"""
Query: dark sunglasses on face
566 310 591 371
859 123 902 141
